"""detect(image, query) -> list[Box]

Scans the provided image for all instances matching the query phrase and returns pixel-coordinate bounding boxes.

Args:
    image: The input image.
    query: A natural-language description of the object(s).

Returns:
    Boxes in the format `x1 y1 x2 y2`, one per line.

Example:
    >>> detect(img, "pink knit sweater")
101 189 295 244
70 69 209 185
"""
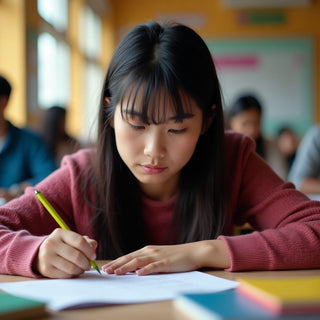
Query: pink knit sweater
0 131 319 277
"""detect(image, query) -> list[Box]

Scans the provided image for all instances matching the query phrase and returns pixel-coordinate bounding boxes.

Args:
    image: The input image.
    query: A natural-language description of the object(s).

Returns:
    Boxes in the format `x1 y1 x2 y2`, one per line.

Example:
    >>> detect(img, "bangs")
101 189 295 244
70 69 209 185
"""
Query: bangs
117 69 196 124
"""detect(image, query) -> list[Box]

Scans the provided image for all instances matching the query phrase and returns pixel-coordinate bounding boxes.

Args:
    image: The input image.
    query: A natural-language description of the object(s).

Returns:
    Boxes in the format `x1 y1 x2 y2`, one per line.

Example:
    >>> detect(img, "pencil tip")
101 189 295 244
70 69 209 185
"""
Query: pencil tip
95 266 101 274
34 189 39 194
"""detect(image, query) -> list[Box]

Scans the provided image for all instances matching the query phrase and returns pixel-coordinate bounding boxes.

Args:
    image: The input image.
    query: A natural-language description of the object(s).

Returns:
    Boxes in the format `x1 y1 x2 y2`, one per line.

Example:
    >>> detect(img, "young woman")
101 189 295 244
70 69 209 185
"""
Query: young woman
0 21 319 279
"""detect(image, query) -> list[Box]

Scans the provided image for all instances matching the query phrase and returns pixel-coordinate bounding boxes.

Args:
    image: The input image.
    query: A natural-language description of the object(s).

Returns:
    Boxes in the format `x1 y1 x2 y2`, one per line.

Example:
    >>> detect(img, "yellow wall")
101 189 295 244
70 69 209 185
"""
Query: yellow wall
110 0 320 121
0 0 26 126
68 0 85 137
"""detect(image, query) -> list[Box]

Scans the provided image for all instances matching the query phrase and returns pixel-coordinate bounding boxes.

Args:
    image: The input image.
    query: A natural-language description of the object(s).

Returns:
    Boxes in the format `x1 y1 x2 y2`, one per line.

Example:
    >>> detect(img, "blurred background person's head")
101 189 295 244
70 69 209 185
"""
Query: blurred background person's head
228 94 266 158
40 105 81 166
228 94 262 141
0 75 12 132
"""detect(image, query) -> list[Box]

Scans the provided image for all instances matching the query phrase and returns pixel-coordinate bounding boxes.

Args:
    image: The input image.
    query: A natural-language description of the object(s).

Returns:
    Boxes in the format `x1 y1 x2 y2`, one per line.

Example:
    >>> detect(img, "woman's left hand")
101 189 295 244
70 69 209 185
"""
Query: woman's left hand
101 240 230 275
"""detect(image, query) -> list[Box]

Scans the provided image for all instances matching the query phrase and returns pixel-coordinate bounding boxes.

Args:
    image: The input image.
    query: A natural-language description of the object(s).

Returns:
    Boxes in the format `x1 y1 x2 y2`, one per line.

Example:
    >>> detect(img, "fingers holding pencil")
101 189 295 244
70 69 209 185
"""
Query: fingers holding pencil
35 228 97 279
33 189 101 278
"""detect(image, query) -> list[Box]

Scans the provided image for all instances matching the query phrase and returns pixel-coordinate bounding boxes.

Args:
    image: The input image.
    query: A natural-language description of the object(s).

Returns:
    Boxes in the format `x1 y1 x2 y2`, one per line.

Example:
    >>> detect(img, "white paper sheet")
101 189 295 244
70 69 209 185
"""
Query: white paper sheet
0 271 238 311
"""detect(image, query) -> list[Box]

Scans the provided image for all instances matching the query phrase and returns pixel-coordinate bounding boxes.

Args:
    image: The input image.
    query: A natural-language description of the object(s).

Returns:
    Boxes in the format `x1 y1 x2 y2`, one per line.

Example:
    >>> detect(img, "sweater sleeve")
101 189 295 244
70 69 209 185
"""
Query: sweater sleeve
0 149 95 277
219 132 320 271
0 186 61 277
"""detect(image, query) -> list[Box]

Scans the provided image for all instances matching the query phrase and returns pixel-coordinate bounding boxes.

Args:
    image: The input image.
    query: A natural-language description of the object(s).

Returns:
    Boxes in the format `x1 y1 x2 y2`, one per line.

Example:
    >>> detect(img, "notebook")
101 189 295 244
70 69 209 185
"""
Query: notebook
0 270 238 311
173 289 320 320
236 276 320 314
0 291 47 320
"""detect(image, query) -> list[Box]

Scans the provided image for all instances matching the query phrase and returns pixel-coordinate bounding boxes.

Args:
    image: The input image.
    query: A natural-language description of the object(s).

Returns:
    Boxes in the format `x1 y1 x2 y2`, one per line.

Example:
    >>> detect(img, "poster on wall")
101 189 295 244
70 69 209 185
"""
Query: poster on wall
206 38 314 137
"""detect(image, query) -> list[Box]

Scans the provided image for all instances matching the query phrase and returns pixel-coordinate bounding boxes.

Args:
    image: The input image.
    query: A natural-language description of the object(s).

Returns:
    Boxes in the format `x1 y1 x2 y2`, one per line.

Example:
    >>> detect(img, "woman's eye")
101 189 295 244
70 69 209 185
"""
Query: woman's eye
129 123 145 130
168 128 187 134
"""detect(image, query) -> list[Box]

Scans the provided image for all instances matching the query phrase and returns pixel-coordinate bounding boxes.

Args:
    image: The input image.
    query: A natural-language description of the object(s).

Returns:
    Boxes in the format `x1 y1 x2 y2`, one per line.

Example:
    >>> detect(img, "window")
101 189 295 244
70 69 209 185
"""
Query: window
82 61 103 141
37 0 68 32
79 6 102 59
36 0 104 141
79 5 103 141
37 32 70 109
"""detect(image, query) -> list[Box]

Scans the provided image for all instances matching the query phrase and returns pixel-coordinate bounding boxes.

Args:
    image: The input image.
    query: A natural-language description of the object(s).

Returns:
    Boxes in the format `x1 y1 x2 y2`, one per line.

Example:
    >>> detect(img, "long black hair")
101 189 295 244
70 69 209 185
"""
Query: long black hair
92 21 226 258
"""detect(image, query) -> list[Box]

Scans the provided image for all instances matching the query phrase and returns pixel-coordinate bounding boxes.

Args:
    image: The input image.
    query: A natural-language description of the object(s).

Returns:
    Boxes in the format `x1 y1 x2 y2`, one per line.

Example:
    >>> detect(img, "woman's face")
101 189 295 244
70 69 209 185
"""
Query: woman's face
229 108 261 140
111 94 204 201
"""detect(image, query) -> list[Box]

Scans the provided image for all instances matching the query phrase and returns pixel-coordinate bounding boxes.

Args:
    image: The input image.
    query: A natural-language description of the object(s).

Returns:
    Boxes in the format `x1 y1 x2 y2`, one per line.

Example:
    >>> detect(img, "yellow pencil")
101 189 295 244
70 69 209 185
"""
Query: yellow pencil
34 189 101 274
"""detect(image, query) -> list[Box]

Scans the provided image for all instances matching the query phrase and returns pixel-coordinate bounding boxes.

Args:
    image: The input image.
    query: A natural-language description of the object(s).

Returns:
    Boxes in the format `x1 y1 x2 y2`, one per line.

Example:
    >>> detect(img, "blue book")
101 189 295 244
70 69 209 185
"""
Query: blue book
173 289 320 320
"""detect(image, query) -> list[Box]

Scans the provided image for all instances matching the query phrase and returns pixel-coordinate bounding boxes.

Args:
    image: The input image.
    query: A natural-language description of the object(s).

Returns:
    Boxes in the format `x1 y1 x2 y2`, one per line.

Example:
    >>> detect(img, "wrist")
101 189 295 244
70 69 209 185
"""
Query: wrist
198 239 231 269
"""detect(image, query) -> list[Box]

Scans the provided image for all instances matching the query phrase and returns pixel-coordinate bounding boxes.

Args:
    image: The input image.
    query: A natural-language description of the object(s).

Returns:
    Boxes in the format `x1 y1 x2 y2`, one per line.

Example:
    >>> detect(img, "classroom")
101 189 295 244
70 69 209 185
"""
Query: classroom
0 1 320 319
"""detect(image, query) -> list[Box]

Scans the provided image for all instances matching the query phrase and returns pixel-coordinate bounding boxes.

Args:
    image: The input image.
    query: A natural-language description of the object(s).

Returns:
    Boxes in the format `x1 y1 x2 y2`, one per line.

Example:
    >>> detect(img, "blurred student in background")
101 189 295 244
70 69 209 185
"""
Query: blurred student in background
0 75 56 203
40 105 81 166
288 125 320 195
276 126 298 172
228 94 287 179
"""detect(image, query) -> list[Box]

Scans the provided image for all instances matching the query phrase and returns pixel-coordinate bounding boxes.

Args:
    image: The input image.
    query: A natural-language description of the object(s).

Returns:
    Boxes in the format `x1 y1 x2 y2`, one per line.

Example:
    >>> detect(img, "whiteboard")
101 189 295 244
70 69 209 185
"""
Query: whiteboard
206 38 314 137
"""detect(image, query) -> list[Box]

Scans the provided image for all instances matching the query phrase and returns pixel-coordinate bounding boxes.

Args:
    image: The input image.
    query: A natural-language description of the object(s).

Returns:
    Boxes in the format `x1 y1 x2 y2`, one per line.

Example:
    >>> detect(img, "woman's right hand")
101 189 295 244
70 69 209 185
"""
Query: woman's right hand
34 228 98 278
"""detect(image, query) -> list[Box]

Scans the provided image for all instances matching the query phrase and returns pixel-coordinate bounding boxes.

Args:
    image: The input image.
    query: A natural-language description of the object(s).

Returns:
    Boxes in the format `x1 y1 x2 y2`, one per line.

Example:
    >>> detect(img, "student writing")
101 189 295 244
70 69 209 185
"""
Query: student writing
0 21 319 279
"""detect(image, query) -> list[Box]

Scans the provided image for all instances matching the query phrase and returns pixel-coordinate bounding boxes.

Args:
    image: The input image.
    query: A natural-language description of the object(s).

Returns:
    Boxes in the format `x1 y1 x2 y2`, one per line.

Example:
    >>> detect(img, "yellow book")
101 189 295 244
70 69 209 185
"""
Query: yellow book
236 276 320 314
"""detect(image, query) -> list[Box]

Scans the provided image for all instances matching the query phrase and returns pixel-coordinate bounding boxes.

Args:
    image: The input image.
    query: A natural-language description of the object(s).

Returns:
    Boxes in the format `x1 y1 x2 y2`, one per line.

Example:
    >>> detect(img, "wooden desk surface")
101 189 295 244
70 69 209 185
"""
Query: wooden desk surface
1 263 319 320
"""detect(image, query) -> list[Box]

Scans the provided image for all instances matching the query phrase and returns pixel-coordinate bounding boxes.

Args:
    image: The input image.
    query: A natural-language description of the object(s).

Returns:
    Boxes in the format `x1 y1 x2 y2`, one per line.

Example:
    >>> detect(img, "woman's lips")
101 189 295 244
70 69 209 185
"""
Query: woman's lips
140 165 166 174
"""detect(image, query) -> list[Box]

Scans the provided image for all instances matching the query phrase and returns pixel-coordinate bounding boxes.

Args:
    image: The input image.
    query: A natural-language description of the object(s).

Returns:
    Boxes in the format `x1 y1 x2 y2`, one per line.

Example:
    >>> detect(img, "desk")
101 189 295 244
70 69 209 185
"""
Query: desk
1 263 319 320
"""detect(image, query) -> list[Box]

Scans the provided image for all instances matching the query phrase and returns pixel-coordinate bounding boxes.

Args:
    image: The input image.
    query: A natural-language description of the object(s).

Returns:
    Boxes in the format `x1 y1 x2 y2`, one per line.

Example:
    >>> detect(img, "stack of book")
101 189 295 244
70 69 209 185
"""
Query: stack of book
173 276 320 320
236 276 320 314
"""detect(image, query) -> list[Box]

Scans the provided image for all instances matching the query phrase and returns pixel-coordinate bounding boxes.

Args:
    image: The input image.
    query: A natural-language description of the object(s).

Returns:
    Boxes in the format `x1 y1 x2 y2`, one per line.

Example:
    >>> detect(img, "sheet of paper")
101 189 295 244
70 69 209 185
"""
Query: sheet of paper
0 271 238 311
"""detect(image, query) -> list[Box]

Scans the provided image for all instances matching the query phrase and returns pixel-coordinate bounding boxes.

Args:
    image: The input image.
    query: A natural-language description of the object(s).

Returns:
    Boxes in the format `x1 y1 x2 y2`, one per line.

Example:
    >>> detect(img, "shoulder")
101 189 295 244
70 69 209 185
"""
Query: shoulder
307 124 320 136
303 125 320 146
223 130 273 179
294 125 320 158
60 148 96 170
224 129 255 146
224 130 256 156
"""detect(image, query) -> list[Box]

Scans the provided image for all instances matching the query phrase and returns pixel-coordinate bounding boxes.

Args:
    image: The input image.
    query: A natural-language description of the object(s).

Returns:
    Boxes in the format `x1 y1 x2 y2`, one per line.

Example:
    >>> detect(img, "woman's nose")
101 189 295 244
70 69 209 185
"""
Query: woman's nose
144 131 166 159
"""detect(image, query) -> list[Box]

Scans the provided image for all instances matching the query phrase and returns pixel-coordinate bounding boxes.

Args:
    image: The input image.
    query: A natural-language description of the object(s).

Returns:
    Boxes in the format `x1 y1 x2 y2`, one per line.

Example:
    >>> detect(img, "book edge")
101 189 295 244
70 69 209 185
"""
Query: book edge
173 295 222 320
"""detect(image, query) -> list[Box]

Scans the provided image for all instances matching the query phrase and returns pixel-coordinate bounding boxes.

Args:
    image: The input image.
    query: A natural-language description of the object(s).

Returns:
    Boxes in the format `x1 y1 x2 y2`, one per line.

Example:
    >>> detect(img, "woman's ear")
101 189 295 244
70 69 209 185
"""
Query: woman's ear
104 97 114 127
201 104 216 134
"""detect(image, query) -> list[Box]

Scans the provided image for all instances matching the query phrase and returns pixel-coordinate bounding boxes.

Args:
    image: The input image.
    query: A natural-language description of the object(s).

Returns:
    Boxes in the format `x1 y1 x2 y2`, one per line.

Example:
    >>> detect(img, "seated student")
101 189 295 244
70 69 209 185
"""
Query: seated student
288 125 320 195
40 105 81 166
228 94 287 179
0 75 57 203
0 21 319 279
